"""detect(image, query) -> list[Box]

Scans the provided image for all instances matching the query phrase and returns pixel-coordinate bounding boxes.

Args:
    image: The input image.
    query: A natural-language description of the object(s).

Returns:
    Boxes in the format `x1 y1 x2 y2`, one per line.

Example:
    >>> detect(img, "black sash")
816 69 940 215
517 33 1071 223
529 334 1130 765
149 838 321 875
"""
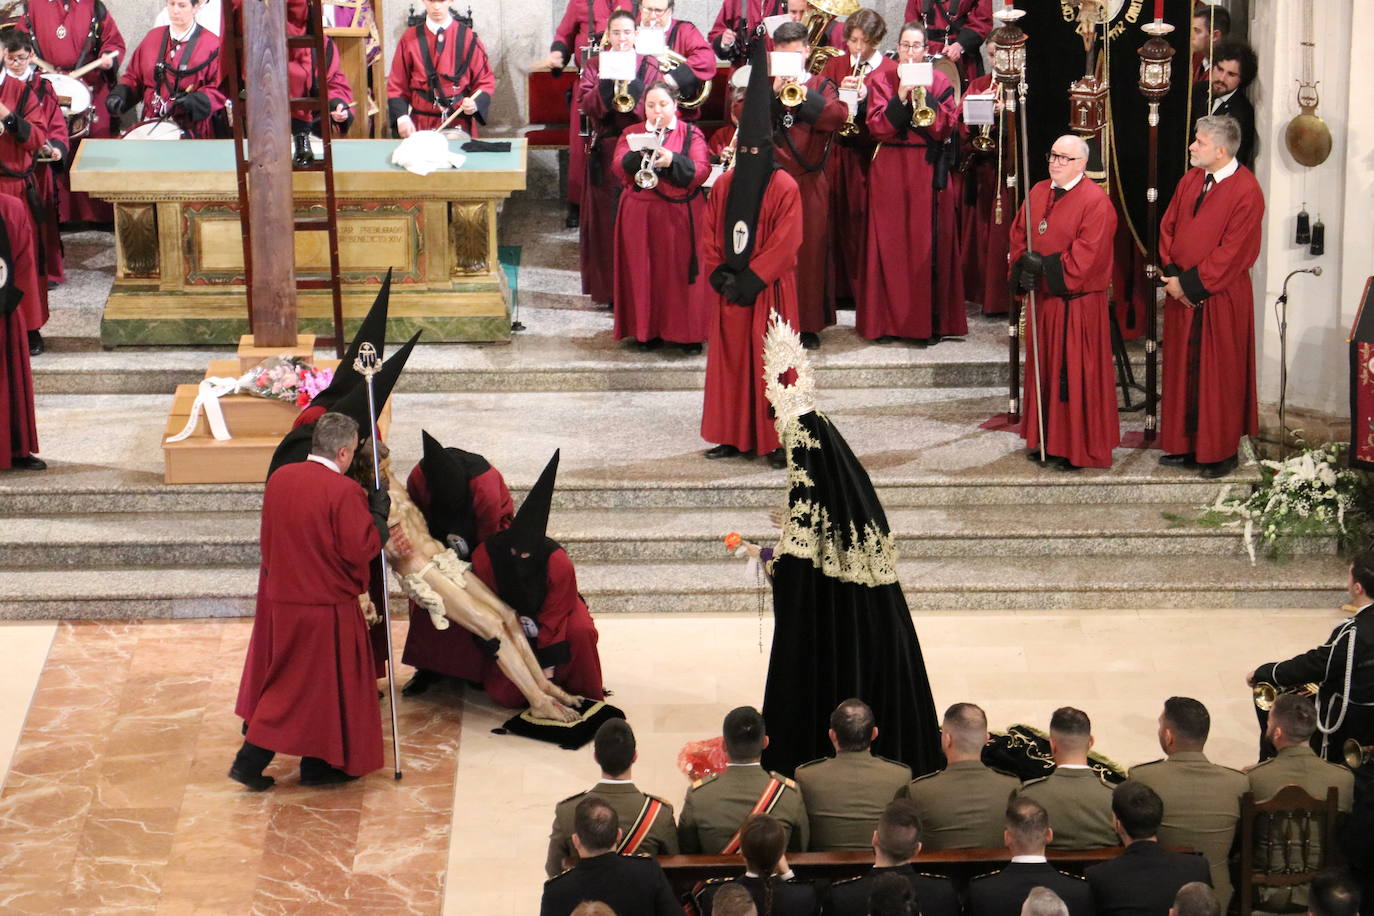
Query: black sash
413 21 477 114
154 25 216 105
646 125 702 283
27 1 108 72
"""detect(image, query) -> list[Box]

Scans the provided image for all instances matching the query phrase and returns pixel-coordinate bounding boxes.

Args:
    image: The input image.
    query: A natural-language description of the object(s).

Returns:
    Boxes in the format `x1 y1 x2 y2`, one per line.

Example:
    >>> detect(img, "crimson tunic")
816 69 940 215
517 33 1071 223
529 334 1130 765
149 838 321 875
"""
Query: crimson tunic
1158 165 1263 463
0 75 50 333
0 194 41 468
19 0 126 223
611 119 711 343
577 53 652 305
658 19 717 124
1010 178 1120 469
958 73 1012 316
904 0 992 83
858 68 965 341
550 0 622 206
234 460 384 777
772 73 847 334
700 167 803 454
287 26 353 135
821 53 895 303
118 25 226 138
399 461 515 679
386 20 494 137
32 76 67 287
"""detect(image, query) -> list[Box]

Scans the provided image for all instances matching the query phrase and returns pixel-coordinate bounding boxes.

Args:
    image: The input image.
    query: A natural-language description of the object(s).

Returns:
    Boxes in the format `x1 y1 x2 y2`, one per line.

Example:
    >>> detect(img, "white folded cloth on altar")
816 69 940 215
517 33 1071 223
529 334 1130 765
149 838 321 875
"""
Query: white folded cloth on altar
390 131 467 176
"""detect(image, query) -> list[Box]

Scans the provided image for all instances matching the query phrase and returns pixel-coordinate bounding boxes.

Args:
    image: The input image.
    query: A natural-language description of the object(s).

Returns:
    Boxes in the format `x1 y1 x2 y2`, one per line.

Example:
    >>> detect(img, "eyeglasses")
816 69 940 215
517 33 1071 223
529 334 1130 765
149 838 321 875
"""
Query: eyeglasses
896 42 924 51
1046 152 1084 164
4 54 32 65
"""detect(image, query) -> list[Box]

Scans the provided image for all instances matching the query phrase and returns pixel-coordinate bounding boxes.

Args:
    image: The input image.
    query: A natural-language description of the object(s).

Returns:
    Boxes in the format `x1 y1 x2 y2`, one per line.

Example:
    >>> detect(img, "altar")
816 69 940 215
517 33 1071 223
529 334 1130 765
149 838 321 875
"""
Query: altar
70 138 527 346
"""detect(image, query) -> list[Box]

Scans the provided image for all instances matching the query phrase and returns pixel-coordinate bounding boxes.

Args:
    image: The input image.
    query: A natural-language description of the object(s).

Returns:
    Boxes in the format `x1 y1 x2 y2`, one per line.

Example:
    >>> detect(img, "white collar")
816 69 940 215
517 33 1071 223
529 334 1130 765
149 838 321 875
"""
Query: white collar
1210 88 1236 111
743 869 795 880
726 761 761 767
0 67 32 84
1011 854 1048 864
1207 156 1239 183
1053 172 1084 193
168 23 196 42
595 777 636 785
851 50 883 71
306 454 341 473
648 116 678 132
426 17 452 35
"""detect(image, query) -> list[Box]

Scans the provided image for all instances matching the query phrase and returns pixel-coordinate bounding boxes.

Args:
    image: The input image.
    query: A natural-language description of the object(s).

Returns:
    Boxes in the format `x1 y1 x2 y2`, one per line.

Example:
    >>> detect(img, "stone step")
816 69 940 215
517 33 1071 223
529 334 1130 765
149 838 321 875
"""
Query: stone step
1 502 1328 569
0 554 1348 619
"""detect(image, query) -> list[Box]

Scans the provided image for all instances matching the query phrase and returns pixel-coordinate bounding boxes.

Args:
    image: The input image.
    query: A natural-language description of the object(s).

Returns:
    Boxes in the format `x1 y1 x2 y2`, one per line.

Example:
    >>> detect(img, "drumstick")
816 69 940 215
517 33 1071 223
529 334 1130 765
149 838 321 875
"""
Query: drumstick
436 101 467 132
32 56 56 73
67 50 119 81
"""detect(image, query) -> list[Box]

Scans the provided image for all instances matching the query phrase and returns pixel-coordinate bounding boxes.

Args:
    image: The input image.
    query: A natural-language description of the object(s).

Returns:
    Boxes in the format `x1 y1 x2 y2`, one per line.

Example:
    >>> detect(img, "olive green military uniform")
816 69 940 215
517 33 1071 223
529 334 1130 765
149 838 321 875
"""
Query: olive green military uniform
677 763 809 854
896 759 1021 850
1018 767 1119 850
1245 744 1354 911
794 750 911 851
546 780 679 878
1129 751 1248 911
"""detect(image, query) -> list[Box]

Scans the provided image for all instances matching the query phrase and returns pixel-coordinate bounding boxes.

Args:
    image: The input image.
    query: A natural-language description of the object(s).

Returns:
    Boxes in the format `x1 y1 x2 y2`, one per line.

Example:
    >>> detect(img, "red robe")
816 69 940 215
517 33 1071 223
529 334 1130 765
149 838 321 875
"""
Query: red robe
400 461 516 679
700 167 803 454
1158 164 1263 463
958 73 1012 315
550 0 623 206
0 193 41 468
821 53 895 303
288 27 354 135
858 67 965 340
386 20 494 137
904 0 992 83
32 75 68 287
611 119 711 343
469 544 605 709
577 53 652 305
658 19 717 123
1010 178 1120 468
0 74 50 333
118 25 227 139
19 0 126 223
234 460 384 777
772 73 848 334
706 0 841 63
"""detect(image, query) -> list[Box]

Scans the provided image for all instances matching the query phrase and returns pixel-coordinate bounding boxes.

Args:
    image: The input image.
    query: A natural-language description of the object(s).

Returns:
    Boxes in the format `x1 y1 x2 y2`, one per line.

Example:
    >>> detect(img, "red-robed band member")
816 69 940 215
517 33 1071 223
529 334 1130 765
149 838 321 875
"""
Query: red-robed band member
612 82 711 349
701 39 803 468
637 0 715 123
107 0 227 139
232 412 390 791
576 8 652 308
387 0 494 139
17 0 125 226
707 65 748 164
959 72 1012 316
709 0 844 69
1158 114 1262 479
284 0 353 136
0 30 53 352
399 430 515 696
858 22 964 343
0 193 44 472
28 67 68 295
820 8 893 305
768 20 847 348
1009 135 1120 471
545 0 632 225
903 0 990 83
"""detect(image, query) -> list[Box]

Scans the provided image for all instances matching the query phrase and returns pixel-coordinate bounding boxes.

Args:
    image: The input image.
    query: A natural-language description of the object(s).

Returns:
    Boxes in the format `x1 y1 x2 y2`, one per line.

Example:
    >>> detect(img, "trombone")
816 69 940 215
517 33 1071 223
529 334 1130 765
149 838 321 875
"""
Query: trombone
911 85 936 127
1252 681 1320 711
838 60 871 138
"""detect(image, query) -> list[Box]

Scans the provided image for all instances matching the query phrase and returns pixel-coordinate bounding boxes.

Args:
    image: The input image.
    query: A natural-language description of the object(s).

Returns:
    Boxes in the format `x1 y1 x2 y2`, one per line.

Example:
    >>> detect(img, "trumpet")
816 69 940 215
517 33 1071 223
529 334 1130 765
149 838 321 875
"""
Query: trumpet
719 126 740 171
634 124 667 190
1252 681 1321 712
778 78 805 107
1344 738 1374 770
971 124 995 152
838 60 871 138
612 80 635 113
656 49 713 110
911 85 935 128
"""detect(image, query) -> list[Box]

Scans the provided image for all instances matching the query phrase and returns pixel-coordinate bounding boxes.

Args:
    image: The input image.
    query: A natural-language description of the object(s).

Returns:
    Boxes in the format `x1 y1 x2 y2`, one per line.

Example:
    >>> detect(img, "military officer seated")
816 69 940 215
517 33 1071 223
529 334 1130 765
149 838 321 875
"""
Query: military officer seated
898 702 1020 850
709 883 758 916
678 706 809 854
823 799 959 916
692 813 819 915
539 795 681 916
1084 781 1211 915
1018 707 1119 850
545 718 678 877
1169 882 1219 916
793 698 911 851
1022 887 1072 916
965 797 1095 916
1128 697 1246 911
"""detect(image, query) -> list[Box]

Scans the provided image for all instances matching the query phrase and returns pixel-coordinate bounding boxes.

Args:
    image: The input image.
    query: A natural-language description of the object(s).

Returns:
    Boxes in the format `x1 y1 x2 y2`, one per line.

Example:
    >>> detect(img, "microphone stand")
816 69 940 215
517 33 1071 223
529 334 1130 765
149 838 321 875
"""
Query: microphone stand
1275 266 1320 459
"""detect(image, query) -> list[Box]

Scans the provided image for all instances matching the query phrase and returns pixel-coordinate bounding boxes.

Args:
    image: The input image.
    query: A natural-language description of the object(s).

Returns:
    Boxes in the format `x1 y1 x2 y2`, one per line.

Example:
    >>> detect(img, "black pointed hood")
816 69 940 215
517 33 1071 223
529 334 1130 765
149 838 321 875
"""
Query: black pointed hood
328 329 420 436
722 39 775 277
310 268 392 409
419 429 494 557
266 422 316 479
481 450 560 619
508 449 558 548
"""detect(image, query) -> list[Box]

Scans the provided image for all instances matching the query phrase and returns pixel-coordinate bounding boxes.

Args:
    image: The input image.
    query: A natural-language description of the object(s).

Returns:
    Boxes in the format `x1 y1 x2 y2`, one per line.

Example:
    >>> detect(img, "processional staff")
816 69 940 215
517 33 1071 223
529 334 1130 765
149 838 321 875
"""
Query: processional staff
1137 1 1176 442
355 342 403 780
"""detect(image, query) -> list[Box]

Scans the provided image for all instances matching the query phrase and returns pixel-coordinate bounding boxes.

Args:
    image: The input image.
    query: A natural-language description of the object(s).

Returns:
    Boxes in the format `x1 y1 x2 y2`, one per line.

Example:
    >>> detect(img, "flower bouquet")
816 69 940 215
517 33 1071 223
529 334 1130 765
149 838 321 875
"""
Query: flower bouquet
243 355 334 408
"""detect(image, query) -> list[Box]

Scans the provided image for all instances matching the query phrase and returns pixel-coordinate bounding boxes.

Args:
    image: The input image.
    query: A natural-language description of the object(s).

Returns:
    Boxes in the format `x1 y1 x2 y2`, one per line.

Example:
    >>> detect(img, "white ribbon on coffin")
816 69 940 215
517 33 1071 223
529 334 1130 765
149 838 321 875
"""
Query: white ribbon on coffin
164 376 252 442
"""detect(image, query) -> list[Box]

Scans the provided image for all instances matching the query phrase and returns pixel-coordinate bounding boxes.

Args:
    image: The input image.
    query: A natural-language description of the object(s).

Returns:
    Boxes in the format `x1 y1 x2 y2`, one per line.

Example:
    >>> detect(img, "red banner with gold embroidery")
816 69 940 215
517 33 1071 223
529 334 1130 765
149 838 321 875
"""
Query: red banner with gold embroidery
1349 278 1374 469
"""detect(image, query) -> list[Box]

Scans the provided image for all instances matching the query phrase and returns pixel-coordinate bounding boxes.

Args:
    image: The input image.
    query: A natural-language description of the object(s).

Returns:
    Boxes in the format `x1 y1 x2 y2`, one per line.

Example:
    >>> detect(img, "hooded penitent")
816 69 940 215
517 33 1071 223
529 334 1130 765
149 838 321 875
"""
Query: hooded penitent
756 313 943 777
308 268 392 411
481 450 561 623
418 429 493 558
266 329 419 478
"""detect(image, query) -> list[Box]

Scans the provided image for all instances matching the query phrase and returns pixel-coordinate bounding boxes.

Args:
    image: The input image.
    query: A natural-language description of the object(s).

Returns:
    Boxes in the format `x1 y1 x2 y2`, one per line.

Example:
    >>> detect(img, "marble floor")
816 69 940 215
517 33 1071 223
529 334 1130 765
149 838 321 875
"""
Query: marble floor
0 605 1349 914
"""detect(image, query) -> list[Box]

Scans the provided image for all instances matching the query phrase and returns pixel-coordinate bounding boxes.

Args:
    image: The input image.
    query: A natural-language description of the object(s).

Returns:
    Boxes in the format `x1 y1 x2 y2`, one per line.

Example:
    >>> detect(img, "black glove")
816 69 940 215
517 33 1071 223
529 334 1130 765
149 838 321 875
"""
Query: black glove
171 90 212 123
105 85 131 116
709 265 740 304
368 487 391 545
1013 252 1044 293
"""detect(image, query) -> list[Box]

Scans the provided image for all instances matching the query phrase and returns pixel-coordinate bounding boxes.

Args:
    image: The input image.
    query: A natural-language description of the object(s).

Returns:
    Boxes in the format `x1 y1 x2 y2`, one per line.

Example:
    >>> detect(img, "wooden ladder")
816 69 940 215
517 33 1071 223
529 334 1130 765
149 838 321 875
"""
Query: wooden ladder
222 0 347 356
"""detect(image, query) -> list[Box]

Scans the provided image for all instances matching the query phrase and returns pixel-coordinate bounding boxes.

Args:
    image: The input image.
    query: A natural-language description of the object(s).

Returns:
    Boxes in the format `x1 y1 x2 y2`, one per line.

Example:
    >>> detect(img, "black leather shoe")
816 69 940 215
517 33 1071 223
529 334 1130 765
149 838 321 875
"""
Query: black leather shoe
9 456 46 471
636 338 662 351
1159 453 1196 467
765 448 787 469
1199 455 1237 479
678 342 703 355
1026 450 1064 466
300 759 360 786
27 330 42 356
402 668 440 697
228 766 274 792
565 205 580 229
704 444 741 459
800 332 820 350
1053 460 1082 472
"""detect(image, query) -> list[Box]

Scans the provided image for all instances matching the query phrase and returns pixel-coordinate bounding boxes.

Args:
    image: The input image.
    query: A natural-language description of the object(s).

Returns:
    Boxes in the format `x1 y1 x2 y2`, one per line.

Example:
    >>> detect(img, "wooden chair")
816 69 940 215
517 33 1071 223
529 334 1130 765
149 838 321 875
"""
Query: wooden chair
1238 786 1340 916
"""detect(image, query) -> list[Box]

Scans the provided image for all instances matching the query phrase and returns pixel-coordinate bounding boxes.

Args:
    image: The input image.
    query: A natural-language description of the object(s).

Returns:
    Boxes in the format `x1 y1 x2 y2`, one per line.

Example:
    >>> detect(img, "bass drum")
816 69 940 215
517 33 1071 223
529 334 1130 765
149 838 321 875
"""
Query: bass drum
122 119 186 140
42 72 94 140
930 54 963 106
